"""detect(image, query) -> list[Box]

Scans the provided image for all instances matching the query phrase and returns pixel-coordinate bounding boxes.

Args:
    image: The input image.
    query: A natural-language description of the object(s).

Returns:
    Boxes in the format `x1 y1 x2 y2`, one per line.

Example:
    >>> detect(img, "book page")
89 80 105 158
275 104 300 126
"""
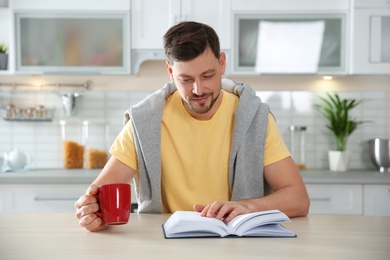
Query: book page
163 211 230 238
227 210 290 236
241 224 296 237
163 210 294 238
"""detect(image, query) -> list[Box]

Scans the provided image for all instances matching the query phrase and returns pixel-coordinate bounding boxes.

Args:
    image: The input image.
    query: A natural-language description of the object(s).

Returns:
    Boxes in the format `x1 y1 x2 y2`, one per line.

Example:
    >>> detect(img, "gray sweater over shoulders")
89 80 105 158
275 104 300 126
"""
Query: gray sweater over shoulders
125 79 270 213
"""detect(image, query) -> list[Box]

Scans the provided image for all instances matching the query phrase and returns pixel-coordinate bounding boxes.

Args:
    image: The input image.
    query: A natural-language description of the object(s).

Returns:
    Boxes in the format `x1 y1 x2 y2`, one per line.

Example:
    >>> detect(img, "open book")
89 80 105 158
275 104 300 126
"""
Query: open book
162 209 296 238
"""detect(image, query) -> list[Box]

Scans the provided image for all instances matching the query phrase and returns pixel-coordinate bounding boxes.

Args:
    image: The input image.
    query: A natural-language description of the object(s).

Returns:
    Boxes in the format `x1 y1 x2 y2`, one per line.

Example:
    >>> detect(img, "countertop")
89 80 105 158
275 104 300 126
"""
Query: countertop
0 168 101 184
0 168 389 184
300 169 390 184
0 213 389 259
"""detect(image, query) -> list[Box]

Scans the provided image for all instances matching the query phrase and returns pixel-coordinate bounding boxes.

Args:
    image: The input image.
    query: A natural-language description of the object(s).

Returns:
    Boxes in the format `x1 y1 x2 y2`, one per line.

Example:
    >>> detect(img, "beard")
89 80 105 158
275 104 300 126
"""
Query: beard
184 91 221 114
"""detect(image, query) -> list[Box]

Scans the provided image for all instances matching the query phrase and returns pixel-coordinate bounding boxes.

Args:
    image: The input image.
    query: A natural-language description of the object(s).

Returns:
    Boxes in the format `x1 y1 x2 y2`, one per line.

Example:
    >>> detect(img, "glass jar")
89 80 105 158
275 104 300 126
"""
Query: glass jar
35 105 47 119
60 120 84 169
82 120 109 169
5 103 15 118
289 125 307 170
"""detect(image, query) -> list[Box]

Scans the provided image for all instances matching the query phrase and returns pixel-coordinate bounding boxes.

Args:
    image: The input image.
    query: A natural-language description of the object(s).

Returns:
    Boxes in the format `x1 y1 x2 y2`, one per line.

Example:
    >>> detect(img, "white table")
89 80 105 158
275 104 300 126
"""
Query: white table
0 213 389 260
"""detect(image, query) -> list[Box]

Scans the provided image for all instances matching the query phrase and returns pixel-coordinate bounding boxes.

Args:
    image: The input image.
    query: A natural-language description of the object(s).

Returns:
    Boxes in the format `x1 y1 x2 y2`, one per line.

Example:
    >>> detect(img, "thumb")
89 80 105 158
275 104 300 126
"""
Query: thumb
87 184 99 196
193 204 206 212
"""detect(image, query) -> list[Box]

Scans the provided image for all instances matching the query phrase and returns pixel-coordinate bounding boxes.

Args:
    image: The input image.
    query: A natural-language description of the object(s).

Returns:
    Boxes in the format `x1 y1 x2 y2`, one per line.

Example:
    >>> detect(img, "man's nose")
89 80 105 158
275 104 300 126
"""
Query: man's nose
192 81 204 96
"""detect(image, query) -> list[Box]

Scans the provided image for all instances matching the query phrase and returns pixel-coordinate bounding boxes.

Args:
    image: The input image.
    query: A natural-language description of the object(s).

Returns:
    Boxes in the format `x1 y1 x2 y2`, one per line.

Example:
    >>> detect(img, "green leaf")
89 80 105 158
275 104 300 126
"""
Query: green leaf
314 93 367 151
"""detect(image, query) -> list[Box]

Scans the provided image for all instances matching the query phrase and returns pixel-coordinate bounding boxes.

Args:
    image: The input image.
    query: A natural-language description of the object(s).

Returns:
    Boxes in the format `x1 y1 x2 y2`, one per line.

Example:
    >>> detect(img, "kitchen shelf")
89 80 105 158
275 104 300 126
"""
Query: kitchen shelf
0 81 90 92
2 108 55 122
3 117 53 122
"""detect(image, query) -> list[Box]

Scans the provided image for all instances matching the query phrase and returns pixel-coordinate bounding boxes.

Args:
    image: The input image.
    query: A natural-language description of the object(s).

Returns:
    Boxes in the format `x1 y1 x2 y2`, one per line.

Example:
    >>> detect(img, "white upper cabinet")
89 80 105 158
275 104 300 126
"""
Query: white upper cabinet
131 0 231 73
232 13 347 75
131 0 175 50
9 0 131 74
131 0 231 50
3 0 388 75
231 0 349 11
181 0 231 50
0 6 11 74
14 12 130 74
230 0 350 75
352 0 390 74
10 0 130 11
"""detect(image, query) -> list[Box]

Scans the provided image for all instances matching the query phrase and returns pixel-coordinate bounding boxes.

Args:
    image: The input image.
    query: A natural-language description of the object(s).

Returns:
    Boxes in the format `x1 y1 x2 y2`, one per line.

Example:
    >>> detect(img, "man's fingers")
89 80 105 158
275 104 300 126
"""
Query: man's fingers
87 184 99 195
193 204 205 212
79 213 107 232
199 201 252 222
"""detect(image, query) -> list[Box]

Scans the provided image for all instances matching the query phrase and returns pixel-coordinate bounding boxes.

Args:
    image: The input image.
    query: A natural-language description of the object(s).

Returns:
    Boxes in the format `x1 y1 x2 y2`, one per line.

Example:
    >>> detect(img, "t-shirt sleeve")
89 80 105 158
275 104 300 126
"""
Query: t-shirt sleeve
263 113 291 166
109 120 139 171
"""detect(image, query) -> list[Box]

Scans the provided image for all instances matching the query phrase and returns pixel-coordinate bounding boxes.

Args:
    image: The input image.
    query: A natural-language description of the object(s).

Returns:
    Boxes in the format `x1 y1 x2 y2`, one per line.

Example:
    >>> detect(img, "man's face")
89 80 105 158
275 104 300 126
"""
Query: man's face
166 47 226 120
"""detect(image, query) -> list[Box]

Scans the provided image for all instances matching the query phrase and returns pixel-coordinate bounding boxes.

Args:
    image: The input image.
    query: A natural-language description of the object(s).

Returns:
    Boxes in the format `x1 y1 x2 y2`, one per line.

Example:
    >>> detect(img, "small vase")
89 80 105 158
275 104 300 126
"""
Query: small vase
328 151 350 171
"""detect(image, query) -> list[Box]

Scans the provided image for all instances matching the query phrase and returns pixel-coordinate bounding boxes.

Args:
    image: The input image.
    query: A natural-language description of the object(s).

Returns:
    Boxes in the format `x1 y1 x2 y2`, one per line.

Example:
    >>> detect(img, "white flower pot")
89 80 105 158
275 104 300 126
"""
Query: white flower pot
0 53 8 70
328 151 350 172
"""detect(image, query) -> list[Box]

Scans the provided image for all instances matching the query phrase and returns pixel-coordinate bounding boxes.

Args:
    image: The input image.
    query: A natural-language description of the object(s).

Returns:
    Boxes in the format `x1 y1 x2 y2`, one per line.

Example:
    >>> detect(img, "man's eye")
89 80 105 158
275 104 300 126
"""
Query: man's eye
180 78 192 83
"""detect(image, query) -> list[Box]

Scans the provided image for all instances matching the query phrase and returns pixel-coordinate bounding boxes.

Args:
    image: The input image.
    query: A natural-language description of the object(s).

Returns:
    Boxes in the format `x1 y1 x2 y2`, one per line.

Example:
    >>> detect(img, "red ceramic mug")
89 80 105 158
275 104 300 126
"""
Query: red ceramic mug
95 183 131 225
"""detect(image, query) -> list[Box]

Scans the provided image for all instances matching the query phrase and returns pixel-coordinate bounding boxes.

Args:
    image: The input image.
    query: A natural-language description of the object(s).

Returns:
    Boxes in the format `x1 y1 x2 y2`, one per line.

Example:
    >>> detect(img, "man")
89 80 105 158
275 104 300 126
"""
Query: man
75 21 310 232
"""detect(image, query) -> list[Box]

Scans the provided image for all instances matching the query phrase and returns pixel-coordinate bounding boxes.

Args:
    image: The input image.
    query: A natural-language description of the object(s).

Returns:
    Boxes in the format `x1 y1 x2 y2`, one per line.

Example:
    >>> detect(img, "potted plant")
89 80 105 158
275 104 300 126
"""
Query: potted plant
314 93 366 171
0 42 8 70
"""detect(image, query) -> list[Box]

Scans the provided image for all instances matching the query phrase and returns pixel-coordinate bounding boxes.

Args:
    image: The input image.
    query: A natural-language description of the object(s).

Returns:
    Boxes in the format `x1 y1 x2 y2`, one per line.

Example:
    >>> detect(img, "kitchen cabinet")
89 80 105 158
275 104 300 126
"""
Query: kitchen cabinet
231 0 349 11
11 0 131 11
363 185 390 216
231 0 349 75
131 0 231 73
0 184 87 212
351 0 390 74
0 169 137 213
0 183 137 213
306 184 363 215
3 0 131 75
0 7 11 74
0 187 10 212
131 0 230 49
14 12 130 74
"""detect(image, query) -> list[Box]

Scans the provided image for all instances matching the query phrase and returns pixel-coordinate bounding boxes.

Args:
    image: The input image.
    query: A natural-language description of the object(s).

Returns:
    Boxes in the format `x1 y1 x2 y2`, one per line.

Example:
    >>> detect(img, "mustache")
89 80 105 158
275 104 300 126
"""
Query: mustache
190 93 211 99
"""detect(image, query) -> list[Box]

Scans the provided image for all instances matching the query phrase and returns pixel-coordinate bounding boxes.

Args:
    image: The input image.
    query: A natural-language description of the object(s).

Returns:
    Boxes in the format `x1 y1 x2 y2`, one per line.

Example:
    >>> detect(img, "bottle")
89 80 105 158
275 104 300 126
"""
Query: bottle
289 125 307 170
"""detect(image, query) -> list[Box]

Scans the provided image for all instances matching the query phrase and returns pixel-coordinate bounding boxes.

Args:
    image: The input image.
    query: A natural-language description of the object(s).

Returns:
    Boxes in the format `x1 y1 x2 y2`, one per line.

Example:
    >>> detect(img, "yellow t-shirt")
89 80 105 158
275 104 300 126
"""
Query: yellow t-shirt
110 90 290 213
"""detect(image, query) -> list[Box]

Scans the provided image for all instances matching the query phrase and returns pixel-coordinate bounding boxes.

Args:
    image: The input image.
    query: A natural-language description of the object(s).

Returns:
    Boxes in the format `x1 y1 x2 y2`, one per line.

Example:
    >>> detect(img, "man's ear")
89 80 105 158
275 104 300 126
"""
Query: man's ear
166 60 174 81
219 52 226 75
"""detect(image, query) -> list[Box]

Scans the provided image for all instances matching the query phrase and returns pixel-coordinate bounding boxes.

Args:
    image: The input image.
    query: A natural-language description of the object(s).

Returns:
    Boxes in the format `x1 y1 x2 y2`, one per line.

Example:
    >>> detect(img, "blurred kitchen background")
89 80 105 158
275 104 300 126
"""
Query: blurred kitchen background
0 0 389 171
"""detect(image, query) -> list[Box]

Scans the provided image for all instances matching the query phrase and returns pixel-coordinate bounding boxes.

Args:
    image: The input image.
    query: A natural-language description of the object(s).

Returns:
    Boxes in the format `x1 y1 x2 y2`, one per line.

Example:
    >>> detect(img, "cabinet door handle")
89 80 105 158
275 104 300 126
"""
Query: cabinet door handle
34 197 79 201
311 198 331 202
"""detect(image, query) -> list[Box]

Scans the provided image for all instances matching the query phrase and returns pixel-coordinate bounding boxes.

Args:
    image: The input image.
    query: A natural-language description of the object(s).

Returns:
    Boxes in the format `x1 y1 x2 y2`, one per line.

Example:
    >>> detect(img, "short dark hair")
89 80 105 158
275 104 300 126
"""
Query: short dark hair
163 21 220 64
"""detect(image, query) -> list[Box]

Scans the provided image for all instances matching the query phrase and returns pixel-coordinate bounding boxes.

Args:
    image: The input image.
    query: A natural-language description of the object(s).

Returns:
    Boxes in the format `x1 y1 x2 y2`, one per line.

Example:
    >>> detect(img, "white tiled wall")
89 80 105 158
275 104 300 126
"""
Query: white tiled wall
1 89 389 170
0 90 150 169
259 91 390 169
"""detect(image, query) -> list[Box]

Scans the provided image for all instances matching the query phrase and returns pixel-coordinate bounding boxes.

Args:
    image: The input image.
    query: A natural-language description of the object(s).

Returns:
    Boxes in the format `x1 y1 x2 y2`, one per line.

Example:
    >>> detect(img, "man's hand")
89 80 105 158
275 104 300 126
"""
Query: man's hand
193 201 253 222
75 184 107 232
